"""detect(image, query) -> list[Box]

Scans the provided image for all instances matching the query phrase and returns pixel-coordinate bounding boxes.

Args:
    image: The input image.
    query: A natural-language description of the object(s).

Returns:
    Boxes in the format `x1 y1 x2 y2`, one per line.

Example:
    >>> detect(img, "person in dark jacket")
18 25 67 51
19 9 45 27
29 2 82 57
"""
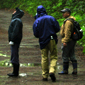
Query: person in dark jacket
33 5 60 82
7 7 24 77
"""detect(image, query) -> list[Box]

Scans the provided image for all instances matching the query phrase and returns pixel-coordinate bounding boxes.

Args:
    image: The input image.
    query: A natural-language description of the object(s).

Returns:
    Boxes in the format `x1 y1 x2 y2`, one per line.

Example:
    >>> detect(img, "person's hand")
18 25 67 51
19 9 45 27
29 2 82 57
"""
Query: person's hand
9 41 14 45
63 43 67 47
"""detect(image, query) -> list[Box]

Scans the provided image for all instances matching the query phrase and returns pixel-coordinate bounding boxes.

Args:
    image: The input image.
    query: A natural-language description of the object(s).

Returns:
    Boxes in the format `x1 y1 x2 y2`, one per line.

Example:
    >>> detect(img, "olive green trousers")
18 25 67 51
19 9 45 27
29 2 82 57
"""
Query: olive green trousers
41 40 57 78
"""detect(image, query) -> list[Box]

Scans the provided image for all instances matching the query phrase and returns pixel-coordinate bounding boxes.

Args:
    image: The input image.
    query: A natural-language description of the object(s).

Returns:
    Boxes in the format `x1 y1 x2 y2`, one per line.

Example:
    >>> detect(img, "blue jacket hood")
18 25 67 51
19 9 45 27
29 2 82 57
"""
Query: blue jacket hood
35 5 47 19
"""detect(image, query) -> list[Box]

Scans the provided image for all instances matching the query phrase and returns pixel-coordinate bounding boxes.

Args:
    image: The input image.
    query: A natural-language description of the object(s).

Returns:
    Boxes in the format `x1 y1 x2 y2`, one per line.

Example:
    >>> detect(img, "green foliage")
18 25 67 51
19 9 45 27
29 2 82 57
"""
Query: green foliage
0 0 85 54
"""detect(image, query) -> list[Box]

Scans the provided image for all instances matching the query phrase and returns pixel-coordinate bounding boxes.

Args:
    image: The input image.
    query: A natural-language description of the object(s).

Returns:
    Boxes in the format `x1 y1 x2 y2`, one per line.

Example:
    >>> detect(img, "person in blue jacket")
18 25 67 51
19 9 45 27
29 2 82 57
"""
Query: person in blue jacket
33 5 60 82
7 7 24 77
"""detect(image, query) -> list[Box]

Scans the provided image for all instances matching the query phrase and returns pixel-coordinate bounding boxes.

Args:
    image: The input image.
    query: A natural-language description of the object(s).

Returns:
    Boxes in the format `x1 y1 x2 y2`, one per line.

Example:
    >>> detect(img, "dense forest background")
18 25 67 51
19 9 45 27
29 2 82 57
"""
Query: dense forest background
0 0 85 53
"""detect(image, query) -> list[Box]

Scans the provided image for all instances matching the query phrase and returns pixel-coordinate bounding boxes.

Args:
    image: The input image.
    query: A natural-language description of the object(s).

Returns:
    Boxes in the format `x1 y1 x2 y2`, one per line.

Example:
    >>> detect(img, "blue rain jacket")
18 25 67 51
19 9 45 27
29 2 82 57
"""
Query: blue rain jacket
33 5 60 49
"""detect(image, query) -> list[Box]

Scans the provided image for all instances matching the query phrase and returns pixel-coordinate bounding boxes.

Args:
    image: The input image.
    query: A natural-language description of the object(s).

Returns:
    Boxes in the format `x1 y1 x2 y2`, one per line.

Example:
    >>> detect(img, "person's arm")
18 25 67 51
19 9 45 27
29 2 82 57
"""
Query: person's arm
52 18 60 33
33 21 39 38
8 25 13 42
60 24 64 36
62 20 73 46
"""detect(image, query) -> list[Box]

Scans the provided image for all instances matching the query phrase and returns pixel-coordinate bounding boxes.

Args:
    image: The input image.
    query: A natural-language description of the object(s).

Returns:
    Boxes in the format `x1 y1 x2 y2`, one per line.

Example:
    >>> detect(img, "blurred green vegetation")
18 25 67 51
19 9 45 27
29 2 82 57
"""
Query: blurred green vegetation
0 0 85 53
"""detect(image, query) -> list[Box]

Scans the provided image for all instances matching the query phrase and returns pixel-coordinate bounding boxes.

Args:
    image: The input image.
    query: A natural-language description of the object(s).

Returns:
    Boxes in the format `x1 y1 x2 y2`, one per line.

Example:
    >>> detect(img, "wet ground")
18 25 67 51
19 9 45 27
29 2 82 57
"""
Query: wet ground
0 9 85 85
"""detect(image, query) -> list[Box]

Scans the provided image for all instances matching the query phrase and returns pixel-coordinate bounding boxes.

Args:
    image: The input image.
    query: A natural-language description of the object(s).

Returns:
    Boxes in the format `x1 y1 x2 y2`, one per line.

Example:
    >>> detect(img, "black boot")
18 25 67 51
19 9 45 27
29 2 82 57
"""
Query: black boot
58 62 69 74
7 63 19 77
72 60 77 75
49 73 56 82
42 78 48 81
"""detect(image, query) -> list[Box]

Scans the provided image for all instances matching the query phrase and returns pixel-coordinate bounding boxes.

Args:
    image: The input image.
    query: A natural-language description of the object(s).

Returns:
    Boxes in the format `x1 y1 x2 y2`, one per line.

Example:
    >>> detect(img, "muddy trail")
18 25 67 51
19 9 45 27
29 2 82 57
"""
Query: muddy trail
0 9 85 85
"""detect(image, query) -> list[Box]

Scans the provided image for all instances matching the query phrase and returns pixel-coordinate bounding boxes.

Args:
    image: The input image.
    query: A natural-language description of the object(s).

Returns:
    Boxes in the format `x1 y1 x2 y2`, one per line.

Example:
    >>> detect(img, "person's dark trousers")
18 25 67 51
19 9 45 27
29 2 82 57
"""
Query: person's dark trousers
59 40 77 74
71 60 77 74
58 62 69 74
11 43 20 64
7 43 20 77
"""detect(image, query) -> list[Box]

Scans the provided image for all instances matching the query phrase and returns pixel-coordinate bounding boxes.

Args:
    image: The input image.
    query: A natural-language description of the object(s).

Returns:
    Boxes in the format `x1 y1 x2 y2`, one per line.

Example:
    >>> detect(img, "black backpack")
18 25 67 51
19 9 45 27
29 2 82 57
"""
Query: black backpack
64 18 83 41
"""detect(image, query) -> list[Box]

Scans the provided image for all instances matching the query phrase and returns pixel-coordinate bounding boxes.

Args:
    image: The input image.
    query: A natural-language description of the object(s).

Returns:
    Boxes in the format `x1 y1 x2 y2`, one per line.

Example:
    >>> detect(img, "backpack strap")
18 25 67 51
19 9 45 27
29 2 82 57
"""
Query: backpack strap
64 18 74 24
63 18 74 31
63 18 75 39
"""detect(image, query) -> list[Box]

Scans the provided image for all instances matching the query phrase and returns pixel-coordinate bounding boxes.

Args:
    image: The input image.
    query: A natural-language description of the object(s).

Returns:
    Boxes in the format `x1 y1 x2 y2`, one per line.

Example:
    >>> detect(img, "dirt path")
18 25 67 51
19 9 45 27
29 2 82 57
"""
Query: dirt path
0 9 85 85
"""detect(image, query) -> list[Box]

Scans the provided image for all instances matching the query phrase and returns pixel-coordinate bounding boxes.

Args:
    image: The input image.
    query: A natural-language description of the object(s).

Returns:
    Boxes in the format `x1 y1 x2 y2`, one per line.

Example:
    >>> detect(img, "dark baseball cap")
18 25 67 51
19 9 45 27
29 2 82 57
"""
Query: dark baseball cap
61 8 71 14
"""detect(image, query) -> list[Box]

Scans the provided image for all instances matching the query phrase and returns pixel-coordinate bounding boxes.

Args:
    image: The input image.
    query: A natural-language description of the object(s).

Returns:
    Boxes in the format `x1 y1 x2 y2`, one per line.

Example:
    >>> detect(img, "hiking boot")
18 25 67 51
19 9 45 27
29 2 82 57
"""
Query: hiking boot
42 78 48 81
72 60 77 75
7 73 18 77
72 72 77 75
58 62 69 75
49 73 56 82
58 71 68 74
